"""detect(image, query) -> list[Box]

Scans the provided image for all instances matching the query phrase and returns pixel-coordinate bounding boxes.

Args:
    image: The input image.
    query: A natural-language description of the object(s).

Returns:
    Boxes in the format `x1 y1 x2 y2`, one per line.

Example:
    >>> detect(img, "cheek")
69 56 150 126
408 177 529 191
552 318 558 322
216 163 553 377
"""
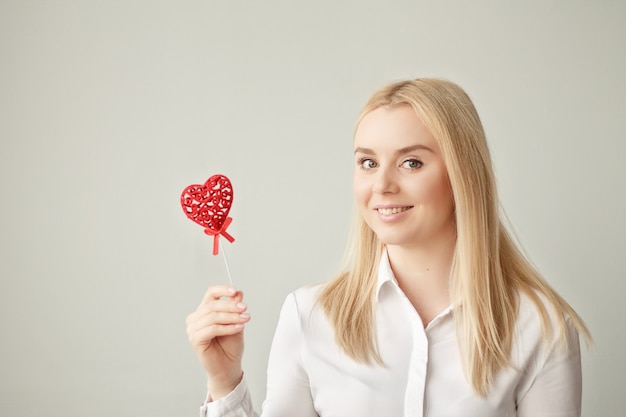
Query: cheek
353 177 371 206
419 171 453 207
432 177 454 211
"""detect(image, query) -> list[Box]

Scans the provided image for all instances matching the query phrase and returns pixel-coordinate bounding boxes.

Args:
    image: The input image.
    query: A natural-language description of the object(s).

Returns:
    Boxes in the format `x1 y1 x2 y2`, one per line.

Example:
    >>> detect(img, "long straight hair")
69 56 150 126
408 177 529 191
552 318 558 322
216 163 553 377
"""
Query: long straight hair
319 78 591 395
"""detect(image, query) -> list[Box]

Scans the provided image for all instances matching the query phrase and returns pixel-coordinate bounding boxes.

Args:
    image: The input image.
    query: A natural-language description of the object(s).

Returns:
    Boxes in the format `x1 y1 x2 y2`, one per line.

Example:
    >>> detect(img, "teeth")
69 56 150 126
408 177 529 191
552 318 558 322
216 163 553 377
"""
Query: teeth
377 207 410 215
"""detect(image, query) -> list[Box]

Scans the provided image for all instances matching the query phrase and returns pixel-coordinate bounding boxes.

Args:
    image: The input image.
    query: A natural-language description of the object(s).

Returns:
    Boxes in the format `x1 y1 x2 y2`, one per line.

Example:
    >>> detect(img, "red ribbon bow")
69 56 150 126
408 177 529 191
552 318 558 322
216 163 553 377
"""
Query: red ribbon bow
203 217 235 255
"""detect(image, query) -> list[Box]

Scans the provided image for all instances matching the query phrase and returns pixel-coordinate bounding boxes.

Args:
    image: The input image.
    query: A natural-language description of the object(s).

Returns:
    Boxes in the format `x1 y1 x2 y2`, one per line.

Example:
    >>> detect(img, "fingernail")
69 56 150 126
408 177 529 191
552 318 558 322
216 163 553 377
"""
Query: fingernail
236 302 247 310
227 287 237 294
240 313 250 319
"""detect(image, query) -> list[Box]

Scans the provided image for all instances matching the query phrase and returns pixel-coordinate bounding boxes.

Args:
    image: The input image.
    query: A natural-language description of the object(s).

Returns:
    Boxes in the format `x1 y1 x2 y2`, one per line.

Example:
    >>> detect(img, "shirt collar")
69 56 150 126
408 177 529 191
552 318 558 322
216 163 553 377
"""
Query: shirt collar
376 249 397 300
375 248 456 319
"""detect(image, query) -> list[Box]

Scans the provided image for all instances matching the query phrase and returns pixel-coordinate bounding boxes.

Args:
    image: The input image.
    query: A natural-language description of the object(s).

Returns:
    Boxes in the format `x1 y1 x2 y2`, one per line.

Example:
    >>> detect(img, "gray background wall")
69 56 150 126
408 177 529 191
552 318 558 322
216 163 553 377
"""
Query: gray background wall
1 1 624 416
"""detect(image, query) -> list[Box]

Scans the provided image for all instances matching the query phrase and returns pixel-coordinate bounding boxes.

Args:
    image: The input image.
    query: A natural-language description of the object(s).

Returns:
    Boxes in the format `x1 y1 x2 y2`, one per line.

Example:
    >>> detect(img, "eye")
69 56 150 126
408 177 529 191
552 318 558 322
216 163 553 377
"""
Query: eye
401 158 422 170
358 158 378 170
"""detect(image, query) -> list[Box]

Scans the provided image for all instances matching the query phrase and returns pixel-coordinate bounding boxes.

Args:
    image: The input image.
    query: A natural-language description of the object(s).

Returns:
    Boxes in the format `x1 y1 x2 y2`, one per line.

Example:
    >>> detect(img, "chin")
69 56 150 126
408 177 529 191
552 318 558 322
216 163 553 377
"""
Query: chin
372 231 412 247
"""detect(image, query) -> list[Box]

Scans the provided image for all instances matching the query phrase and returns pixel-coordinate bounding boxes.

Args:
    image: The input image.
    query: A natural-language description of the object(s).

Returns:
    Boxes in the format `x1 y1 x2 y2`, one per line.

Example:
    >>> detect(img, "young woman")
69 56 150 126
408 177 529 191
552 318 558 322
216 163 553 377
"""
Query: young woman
186 78 591 417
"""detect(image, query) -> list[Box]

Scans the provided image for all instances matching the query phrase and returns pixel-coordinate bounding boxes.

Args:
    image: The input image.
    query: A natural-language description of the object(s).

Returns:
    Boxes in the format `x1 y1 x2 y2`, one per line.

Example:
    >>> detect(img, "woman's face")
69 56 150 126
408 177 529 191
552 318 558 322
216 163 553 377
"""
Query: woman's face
353 105 455 250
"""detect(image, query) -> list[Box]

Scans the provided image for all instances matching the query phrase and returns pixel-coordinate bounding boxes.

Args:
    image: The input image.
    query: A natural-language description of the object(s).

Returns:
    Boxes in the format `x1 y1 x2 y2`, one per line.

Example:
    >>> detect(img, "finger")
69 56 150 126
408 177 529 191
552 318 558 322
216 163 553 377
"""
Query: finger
187 298 248 326
192 299 246 324
187 310 250 333
232 291 244 304
200 285 241 305
189 321 247 344
200 298 248 314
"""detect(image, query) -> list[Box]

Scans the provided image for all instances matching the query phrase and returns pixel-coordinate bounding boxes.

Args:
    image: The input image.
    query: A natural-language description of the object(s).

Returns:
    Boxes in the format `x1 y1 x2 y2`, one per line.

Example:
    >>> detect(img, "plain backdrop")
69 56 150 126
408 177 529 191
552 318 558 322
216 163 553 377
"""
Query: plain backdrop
1 1 625 416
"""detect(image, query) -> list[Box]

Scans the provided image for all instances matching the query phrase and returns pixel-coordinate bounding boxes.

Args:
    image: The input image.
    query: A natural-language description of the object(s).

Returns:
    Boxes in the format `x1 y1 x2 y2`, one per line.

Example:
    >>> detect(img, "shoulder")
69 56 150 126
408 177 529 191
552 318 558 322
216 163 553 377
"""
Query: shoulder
516 290 558 340
516 289 574 335
513 290 580 364
269 284 337 356
516 290 550 330
279 283 327 320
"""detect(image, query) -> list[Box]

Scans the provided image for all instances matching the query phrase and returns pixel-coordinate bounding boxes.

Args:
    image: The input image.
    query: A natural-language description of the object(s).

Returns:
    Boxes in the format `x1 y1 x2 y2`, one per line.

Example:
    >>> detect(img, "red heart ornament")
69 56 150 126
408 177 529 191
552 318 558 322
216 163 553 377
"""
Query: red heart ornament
181 174 235 255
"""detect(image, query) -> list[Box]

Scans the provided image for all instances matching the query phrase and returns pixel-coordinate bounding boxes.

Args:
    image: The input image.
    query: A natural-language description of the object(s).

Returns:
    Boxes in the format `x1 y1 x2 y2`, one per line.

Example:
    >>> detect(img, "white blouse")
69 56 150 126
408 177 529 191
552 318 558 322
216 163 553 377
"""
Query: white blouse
201 253 582 417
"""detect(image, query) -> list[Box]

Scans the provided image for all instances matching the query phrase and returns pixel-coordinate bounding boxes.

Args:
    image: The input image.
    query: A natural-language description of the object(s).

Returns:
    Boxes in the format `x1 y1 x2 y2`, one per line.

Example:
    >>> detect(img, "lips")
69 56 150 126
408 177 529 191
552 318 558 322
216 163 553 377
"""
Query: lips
376 206 413 215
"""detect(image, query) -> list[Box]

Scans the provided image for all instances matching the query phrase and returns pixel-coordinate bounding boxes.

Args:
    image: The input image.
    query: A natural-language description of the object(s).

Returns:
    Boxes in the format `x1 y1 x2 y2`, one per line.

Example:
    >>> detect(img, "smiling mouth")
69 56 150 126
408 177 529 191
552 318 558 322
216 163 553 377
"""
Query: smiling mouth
376 206 413 215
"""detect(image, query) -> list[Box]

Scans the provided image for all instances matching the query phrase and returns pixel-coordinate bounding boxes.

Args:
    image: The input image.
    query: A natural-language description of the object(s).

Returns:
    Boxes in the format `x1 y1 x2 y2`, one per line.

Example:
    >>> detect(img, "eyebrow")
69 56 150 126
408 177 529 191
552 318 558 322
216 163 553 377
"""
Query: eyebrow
353 144 434 155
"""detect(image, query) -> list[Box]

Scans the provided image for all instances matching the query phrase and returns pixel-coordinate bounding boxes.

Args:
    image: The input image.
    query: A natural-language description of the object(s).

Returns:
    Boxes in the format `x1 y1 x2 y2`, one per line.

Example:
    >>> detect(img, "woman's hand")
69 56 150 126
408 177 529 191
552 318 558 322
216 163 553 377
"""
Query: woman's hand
186 285 251 400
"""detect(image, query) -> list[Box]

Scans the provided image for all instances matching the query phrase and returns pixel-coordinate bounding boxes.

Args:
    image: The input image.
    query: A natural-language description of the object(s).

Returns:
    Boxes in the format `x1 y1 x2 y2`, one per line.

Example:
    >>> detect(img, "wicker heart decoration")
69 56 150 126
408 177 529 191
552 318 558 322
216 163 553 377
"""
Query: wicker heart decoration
181 174 235 255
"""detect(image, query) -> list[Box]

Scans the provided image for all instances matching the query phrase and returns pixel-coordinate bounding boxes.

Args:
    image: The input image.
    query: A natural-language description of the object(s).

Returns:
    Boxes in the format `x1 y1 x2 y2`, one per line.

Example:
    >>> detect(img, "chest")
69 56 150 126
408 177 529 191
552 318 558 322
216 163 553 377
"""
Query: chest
300 300 520 417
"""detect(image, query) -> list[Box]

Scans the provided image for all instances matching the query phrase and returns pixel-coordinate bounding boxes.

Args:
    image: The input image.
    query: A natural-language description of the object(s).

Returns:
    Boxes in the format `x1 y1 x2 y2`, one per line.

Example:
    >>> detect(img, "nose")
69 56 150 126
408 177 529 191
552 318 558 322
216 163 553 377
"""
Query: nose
372 166 399 195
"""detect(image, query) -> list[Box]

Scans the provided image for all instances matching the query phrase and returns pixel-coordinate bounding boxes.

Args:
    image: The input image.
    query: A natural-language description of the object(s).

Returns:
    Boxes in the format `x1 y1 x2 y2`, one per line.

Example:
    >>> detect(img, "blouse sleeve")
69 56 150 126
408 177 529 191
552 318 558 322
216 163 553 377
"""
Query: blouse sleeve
200 378 259 417
260 292 318 417
200 292 318 417
516 320 583 417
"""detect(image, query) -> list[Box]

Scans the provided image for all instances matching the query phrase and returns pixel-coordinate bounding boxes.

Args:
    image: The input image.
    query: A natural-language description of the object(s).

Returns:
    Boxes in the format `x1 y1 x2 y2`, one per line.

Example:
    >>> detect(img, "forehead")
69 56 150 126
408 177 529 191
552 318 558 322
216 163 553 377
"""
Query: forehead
354 105 438 152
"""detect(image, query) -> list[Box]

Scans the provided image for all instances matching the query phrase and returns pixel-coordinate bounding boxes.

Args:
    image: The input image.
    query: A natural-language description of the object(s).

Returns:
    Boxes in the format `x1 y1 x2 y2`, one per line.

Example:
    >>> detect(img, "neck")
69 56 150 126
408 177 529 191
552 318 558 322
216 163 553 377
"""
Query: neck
386 228 456 283
385 229 456 325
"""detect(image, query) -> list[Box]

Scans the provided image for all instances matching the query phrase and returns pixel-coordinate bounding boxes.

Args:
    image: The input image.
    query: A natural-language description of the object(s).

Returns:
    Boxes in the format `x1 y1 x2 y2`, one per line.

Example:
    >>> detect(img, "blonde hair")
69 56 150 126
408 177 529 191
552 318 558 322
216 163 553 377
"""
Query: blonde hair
319 78 591 395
